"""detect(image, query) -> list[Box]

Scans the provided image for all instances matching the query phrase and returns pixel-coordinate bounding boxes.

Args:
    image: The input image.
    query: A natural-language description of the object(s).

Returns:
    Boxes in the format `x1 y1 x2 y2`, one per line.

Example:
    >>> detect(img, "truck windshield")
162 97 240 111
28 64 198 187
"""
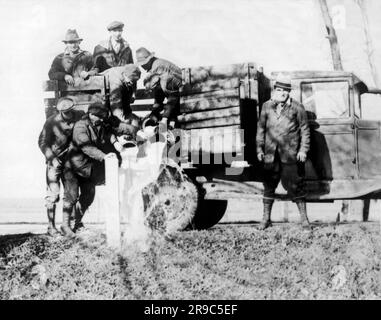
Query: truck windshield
301 81 349 119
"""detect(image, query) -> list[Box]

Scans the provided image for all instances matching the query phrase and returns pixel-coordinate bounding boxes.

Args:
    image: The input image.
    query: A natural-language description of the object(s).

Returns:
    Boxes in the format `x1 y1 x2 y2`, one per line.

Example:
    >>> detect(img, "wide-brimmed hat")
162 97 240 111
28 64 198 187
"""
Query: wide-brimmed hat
62 29 83 43
57 97 75 112
136 47 155 66
88 102 109 118
107 21 124 31
274 74 292 91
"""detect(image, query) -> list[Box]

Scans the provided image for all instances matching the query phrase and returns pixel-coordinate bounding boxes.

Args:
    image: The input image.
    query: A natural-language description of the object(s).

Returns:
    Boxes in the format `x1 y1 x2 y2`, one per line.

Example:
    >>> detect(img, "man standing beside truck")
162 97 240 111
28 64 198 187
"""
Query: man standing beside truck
256 74 311 230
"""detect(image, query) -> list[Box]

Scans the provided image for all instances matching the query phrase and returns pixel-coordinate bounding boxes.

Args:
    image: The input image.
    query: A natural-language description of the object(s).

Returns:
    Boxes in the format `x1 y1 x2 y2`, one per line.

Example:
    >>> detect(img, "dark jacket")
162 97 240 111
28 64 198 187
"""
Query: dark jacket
101 65 140 121
256 98 310 164
48 49 95 81
144 57 182 120
68 114 135 178
38 113 75 162
93 38 133 73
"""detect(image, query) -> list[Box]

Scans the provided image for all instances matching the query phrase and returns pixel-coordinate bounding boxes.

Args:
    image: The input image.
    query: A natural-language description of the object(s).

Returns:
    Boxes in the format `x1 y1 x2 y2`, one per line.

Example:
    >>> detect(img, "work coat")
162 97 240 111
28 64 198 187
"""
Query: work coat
144 57 182 121
93 38 133 73
67 114 134 178
256 98 310 164
48 49 95 81
38 113 75 162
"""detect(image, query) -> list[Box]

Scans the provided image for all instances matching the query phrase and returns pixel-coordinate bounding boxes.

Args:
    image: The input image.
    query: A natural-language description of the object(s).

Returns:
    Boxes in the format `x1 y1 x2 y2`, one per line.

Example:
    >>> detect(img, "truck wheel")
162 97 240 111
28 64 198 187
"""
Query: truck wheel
190 199 228 230
142 159 199 235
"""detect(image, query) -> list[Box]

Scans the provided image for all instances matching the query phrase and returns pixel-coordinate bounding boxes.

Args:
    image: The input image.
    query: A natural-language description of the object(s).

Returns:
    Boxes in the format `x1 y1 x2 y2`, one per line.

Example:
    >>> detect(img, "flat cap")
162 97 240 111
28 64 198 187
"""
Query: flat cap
88 102 109 118
57 97 75 112
107 21 124 31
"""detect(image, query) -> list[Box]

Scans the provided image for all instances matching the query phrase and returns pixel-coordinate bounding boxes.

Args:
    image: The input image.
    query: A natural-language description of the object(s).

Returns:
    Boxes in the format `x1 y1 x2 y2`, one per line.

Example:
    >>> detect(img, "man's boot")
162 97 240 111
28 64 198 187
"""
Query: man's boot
295 200 312 230
258 199 274 230
47 207 59 236
73 203 85 233
60 208 76 237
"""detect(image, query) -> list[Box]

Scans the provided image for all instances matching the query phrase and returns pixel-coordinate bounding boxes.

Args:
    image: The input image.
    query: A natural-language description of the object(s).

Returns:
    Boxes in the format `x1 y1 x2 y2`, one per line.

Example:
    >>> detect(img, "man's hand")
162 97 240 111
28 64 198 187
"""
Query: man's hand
257 152 264 162
80 71 89 80
51 158 61 167
64 74 75 86
297 151 307 162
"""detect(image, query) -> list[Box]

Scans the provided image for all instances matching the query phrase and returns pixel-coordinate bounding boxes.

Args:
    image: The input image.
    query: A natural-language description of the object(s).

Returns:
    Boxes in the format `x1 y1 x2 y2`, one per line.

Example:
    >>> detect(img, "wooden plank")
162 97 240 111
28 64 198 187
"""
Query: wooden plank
135 89 155 100
42 80 58 92
178 106 240 123
131 104 153 112
181 88 239 102
183 62 257 85
58 76 106 92
180 96 240 113
104 154 121 249
181 125 243 154
180 115 241 130
44 98 57 107
181 78 240 95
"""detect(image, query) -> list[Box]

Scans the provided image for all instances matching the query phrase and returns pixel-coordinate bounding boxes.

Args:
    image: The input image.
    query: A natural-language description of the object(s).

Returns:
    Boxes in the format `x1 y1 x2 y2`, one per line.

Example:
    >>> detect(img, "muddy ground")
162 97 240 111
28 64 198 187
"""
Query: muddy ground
1 222 381 300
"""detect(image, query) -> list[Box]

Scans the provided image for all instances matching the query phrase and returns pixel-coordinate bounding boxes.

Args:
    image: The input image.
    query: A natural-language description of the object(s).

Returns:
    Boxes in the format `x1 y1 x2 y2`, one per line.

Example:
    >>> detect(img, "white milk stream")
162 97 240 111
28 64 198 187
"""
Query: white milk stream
118 129 166 251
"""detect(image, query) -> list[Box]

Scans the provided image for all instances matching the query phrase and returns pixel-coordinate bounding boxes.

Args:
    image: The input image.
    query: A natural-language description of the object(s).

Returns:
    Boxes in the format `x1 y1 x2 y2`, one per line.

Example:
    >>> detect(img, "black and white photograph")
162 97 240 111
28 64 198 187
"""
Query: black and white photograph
1 0 381 303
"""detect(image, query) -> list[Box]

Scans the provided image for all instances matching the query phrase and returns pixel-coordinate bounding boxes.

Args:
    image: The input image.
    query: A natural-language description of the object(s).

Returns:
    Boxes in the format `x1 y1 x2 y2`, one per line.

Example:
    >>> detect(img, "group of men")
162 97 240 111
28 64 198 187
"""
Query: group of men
39 21 312 237
39 21 182 237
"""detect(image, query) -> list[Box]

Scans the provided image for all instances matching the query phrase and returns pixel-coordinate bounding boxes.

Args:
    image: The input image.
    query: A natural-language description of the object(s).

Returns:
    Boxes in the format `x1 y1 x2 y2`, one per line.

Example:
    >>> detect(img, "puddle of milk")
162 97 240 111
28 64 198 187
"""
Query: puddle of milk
118 136 166 251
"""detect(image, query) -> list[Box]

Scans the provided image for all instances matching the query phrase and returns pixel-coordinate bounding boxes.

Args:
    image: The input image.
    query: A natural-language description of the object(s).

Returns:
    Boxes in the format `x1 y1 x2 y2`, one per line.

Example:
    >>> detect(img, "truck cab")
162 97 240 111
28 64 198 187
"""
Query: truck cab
183 66 381 201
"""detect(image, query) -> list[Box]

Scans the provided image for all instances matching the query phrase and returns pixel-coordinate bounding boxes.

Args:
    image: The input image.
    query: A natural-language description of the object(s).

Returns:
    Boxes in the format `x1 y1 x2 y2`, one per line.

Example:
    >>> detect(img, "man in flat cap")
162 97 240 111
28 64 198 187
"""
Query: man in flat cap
93 21 134 73
61 102 136 236
256 74 311 230
38 97 77 236
49 29 97 86
136 47 182 132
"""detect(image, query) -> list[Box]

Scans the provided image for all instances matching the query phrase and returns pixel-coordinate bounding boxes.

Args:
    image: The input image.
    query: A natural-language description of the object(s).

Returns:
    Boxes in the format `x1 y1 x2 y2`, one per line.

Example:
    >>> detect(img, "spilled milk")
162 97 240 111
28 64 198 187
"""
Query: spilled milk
118 130 167 251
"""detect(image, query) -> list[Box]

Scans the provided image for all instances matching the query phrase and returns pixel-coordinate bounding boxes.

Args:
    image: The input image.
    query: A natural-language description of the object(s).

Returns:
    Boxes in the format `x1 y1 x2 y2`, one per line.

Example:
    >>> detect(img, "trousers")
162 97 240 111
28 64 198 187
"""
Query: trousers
263 151 306 201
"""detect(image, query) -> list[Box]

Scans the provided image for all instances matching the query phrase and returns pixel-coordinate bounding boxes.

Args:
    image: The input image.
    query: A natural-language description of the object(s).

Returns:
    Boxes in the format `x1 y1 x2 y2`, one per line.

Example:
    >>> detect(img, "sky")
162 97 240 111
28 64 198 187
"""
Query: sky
0 0 381 199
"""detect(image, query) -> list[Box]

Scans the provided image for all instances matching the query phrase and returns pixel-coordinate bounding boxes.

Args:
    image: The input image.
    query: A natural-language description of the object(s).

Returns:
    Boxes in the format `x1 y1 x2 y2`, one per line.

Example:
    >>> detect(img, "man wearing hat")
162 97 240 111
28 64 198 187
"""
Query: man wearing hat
93 21 134 73
38 97 77 236
61 102 135 236
101 63 141 125
49 29 97 85
256 74 311 230
136 47 182 132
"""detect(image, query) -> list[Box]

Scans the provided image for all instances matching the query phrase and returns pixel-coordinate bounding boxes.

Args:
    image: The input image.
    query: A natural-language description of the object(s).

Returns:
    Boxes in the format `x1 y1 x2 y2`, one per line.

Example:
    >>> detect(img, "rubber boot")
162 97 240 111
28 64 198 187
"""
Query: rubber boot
258 199 274 230
295 200 312 230
73 203 85 233
60 208 76 237
47 207 60 236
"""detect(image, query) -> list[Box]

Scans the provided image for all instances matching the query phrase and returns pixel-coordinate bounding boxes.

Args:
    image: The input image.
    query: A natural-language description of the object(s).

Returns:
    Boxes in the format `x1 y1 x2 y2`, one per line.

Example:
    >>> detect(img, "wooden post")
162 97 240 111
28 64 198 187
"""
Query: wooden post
104 154 121 249
281 201 291 222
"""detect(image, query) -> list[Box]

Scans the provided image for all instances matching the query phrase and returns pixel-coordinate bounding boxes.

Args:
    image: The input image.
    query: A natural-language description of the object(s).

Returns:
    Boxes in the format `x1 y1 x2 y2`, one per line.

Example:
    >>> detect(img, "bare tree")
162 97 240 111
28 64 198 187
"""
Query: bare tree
318 0 344 70
355 0 380 87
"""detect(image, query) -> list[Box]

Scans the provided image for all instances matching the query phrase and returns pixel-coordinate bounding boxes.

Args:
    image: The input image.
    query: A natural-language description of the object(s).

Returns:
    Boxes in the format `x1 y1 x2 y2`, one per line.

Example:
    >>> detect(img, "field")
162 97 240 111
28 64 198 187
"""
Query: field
1 221 381 300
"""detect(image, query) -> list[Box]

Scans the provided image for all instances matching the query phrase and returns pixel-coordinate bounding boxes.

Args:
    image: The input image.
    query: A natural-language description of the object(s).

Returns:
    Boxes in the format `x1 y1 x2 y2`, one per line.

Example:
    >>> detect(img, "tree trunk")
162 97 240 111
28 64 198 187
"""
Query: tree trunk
355 0 380 87
318 0 344 71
